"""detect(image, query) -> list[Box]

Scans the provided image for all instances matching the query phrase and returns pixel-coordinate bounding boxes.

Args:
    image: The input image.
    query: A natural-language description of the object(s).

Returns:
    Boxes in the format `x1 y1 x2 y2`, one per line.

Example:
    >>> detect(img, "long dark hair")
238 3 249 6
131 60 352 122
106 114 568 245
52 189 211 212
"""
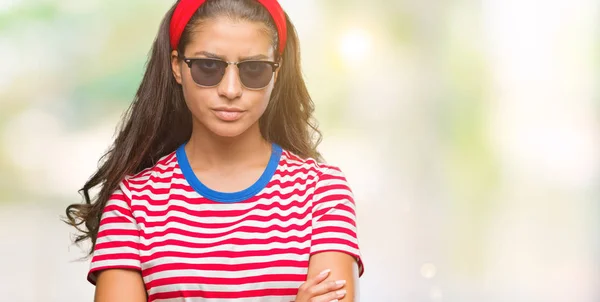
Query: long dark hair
64 0 322 255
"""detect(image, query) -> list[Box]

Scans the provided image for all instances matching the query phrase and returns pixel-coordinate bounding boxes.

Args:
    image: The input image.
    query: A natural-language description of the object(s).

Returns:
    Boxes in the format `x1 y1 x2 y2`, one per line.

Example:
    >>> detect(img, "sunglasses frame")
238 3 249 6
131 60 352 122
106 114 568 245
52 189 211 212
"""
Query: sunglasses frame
181 56 280 90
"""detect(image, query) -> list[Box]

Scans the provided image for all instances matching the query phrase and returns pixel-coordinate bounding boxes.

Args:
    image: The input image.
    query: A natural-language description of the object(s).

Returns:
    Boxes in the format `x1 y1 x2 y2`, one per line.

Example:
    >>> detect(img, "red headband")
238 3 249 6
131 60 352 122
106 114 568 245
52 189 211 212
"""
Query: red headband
169 0 287 55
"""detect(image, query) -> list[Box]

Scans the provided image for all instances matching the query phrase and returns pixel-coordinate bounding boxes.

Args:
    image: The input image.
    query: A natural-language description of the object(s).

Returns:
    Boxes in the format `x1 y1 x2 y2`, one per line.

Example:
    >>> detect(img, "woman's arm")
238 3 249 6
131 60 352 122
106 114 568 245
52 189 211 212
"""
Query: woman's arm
94 269 147 302
307 251 360 301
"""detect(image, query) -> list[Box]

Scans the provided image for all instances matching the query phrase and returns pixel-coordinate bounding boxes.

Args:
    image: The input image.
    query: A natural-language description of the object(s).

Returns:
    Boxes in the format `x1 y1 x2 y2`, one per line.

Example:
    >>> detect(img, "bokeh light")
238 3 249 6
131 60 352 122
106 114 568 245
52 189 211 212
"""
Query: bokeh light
339 28 372 63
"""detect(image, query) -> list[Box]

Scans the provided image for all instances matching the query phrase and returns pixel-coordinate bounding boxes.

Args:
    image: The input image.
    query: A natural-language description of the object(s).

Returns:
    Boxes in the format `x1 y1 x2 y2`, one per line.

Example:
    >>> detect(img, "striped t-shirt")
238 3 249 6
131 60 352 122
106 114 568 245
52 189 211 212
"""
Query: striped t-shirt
88 142 364 301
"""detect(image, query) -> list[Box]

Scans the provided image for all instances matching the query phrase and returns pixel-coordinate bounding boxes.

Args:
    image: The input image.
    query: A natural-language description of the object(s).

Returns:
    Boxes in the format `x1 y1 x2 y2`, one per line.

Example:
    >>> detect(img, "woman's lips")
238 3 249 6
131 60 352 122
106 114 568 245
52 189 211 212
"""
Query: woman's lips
212 108 245 122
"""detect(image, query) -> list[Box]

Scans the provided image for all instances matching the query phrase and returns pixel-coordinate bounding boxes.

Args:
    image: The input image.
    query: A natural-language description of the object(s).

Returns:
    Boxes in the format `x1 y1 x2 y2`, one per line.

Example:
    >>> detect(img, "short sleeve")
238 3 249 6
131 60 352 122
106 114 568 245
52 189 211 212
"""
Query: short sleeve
87 181 142 284
310 165 365 276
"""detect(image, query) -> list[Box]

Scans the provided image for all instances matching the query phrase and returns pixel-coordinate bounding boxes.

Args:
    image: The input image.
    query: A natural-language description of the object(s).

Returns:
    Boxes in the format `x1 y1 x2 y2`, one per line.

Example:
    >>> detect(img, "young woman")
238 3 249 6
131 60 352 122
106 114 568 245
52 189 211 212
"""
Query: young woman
65 0 364 301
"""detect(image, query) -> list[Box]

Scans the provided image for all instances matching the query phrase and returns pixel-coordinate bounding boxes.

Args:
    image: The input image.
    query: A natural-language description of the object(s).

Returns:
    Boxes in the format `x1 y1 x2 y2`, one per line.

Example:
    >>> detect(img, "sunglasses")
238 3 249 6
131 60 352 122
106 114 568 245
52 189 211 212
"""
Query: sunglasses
182 57 280 90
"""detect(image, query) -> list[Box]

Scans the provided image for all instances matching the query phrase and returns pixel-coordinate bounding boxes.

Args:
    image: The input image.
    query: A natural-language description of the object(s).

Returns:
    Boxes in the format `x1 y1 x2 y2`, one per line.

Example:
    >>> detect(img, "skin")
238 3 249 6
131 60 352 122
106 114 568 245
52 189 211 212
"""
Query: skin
94 17 359 302
302 252 360 302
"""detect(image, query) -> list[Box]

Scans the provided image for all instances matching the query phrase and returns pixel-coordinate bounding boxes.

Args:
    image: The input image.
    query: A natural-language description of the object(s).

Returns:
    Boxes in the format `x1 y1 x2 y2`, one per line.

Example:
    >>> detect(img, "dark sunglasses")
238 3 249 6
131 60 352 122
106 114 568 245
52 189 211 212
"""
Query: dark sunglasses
182 57 280 90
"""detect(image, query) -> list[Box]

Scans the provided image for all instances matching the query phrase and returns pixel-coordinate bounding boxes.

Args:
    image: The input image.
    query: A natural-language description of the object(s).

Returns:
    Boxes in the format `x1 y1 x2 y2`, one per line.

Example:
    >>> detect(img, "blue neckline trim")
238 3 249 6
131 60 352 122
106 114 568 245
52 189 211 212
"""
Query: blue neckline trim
176 142 282 203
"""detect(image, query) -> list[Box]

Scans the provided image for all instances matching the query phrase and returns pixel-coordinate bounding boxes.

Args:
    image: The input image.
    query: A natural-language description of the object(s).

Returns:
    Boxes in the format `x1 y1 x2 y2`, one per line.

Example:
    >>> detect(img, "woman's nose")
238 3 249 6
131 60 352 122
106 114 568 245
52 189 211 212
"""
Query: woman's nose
217 65 243 100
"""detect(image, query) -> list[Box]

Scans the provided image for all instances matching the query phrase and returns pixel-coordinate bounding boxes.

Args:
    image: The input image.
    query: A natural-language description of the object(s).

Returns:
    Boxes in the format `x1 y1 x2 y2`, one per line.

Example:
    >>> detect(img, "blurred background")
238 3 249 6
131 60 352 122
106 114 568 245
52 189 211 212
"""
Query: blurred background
0 0 599 301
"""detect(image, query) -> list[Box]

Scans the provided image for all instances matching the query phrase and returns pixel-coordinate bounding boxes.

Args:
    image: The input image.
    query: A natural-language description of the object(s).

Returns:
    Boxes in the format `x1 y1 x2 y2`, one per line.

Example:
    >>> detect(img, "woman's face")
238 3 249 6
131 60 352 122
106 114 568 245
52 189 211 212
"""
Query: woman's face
171 16 277 138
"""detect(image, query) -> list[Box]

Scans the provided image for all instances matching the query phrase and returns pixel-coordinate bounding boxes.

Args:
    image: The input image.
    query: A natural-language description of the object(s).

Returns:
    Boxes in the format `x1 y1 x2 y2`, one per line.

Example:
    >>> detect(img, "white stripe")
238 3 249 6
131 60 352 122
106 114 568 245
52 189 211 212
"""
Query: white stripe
132 186 313 213
129 187 198 199
312 231 358 243
315 179 351 190
270 170 318 184
135 194 313 221
203 297 294 302
137 204 312 227
143 253 309 268
128 176 189 190
276 162 319 174
136 192 312 215
90 259 140 269
311 243 359 255
314 188 354 200
145 266 307 282
257 180 314 196
149 281 302 296
129 168 178 181
154 293 295 302
98 222 138 232
312 200 356 215
152 159 178 171
141 241 310 255
93 246 139 257
96 235 139 245
141 228 310 246
104 198 130 209
139 214 310 235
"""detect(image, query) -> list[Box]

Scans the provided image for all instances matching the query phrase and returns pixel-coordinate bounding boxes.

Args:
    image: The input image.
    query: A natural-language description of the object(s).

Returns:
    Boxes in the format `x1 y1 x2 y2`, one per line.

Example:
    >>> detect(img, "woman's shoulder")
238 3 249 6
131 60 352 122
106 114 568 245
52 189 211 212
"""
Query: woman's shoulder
122 150 179 186
279 148 345 178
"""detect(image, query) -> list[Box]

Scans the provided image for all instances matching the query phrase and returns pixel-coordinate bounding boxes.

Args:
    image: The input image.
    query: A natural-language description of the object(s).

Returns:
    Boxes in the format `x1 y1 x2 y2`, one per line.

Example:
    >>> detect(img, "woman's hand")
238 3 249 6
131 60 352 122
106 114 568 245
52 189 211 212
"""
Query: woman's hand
294 269 347 302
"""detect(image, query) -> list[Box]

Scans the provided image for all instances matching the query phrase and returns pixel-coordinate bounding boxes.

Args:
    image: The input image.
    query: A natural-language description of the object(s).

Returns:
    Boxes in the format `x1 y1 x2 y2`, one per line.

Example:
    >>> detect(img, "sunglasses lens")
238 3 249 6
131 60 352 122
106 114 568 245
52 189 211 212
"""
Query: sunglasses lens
190 59 226 86
238 61 274 89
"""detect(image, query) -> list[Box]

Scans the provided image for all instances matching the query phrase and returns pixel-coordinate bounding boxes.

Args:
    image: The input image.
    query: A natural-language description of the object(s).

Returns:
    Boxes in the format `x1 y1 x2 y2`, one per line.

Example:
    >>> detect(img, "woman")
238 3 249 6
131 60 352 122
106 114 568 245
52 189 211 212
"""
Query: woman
65 0 364 301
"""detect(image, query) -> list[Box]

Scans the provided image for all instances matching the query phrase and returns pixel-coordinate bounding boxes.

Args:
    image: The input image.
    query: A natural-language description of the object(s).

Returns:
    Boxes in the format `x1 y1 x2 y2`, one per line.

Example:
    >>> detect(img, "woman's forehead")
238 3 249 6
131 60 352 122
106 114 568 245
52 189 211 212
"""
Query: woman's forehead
186 17 275 60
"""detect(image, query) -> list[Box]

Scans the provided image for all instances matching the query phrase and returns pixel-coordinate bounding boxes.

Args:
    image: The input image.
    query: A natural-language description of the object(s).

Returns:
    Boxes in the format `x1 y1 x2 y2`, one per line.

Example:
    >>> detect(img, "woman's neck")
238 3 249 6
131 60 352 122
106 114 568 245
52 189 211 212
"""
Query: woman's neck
184 122 271 170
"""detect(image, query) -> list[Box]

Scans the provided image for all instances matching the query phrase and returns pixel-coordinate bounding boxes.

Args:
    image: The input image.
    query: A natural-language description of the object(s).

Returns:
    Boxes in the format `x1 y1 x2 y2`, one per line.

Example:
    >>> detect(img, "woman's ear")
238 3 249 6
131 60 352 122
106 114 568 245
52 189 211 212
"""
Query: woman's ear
274 60 281 83
171 50 183 85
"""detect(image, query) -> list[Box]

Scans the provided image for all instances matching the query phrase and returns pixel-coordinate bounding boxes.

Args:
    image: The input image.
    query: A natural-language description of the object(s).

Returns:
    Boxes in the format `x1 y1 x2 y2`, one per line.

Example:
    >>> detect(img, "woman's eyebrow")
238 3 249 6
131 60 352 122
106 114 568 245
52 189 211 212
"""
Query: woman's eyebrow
239 54 269 61
192 51 224 59
191 51 269 61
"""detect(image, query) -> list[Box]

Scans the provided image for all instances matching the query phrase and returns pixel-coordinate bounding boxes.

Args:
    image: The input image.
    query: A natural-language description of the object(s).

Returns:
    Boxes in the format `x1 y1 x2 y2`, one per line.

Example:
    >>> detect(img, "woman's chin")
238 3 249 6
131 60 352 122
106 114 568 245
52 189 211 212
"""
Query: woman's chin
207 122 252 138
